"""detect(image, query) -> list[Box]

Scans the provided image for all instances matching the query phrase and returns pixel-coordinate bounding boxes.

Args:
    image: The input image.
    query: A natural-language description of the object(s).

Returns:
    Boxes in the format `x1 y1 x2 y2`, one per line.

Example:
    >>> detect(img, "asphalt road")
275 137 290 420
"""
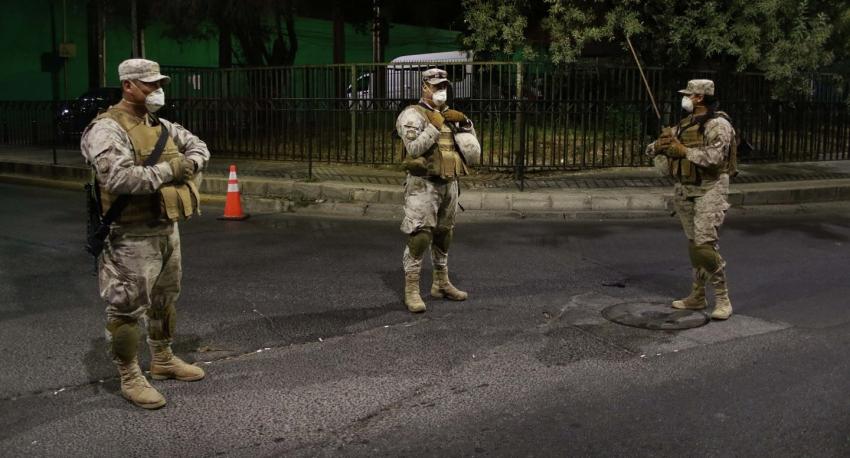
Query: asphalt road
0 182 848 457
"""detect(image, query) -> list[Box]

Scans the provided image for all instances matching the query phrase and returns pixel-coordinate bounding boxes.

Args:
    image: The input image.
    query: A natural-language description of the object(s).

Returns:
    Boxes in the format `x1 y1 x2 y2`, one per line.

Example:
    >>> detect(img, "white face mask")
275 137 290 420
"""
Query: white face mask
145 88 166 113
131 80 165 113
432 89 448 106
681 96 694 113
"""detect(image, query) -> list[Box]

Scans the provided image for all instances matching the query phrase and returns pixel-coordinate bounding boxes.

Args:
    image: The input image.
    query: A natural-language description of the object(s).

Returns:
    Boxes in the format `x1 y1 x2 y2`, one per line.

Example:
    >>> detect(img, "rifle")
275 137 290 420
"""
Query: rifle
85 125 169 261
84 181 101 273
626 36 662 124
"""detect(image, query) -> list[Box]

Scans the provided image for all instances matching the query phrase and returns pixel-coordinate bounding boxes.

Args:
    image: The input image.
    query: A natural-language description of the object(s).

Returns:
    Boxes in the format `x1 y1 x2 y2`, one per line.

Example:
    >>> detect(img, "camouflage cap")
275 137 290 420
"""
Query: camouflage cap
118 58 171 85
678 79 714 96
422 68 449 85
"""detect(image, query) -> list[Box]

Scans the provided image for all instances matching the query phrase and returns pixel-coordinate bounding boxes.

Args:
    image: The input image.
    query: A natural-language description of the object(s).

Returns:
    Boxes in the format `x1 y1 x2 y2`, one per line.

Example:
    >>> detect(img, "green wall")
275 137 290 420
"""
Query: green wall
292 18 461 64
0 0 462 101
0 0 81 101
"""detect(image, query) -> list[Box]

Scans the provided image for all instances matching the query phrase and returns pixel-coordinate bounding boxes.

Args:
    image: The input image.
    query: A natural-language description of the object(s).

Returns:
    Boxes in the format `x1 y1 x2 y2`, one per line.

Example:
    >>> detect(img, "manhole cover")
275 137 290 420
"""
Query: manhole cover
601 302 709 330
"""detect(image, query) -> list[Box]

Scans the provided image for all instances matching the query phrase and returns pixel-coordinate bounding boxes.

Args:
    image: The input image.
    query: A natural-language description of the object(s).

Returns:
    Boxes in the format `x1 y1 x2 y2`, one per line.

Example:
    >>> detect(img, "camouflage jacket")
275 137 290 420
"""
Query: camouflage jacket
395 101 477 159
646 115 734 197
80 108 210 234
81 110 210 196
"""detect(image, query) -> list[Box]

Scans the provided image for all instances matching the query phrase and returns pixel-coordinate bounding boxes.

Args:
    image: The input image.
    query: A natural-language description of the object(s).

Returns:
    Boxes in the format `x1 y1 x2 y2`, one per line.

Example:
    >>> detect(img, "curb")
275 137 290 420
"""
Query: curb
3 160 850 220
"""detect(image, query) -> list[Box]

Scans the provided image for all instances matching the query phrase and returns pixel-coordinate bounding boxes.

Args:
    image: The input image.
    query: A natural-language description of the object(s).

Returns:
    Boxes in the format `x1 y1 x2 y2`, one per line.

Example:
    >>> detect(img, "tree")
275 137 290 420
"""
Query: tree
149 0 300 67
461 0 844 96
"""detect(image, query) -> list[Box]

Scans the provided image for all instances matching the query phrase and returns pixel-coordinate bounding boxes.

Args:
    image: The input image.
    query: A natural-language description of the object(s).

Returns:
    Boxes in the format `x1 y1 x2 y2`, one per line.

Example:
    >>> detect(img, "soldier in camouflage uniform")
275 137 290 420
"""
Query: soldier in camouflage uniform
395 68 481 313
646 79 737 320
81 59 210 409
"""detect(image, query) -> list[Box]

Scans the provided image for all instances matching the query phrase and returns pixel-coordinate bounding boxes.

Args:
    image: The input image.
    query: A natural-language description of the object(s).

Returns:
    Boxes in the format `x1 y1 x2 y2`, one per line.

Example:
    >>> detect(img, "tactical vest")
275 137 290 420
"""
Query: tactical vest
406 105 469 180
93 107 200 225
668 113 736 185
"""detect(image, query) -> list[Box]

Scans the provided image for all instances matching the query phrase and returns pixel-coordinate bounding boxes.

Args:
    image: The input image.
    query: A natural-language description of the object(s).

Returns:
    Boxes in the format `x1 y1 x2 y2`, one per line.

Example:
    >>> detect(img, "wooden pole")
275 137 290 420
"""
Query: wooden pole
625 36 661 121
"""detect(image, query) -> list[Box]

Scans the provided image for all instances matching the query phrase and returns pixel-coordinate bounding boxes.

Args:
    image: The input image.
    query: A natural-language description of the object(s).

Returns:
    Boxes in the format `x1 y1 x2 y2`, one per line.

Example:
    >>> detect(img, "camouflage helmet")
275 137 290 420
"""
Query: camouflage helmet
678 79 715 96
118 58 171 85
422 68 449 86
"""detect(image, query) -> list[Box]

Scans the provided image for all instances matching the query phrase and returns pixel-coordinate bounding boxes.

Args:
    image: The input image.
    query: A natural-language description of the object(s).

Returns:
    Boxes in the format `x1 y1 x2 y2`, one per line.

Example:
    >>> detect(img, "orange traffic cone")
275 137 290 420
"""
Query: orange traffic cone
218 164 249 220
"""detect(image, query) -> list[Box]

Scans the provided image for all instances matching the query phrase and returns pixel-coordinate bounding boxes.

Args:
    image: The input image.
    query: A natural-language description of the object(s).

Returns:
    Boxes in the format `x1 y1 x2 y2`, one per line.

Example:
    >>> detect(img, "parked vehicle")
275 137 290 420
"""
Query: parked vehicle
57 87 122 140
346 51 475 109
56 87 176 140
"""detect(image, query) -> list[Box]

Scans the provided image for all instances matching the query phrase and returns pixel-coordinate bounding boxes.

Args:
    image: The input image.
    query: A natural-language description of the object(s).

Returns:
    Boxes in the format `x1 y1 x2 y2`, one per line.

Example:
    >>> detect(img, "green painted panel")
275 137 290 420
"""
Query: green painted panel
1 1 463 100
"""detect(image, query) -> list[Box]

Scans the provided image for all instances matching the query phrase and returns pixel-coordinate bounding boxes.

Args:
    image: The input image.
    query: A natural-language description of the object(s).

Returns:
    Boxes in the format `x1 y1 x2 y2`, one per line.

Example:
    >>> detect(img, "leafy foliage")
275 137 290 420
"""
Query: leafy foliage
462 0 848 96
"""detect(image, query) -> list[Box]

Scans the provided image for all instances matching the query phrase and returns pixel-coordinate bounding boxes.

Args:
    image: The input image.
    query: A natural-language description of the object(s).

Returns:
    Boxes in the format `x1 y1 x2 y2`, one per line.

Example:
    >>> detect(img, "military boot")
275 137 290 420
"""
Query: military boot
710 268 733 320
672 269 707 310
404 272 427 313
116 358 166 409
148 340 206 381
431 268 468 301
108 318 164 409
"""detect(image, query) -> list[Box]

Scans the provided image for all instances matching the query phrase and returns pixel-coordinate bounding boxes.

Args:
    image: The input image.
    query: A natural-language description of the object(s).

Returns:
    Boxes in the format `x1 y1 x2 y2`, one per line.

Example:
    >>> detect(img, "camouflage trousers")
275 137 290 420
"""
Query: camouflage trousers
401 175 459 273
672 176 731 246
99 223 181 340
400 175 459 234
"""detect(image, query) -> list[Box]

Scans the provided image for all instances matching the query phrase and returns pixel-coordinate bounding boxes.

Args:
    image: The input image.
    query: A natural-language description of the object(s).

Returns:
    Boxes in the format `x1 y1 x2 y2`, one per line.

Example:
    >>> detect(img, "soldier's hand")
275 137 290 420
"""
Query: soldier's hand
425 110 444 129
168 157 195 184
665 138 688 158
443 109 467 123
654 135 672 152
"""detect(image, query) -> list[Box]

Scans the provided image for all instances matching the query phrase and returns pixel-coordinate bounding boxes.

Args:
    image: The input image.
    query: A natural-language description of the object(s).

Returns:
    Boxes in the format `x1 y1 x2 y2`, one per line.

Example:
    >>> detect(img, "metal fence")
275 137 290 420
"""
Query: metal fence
2 62 849 172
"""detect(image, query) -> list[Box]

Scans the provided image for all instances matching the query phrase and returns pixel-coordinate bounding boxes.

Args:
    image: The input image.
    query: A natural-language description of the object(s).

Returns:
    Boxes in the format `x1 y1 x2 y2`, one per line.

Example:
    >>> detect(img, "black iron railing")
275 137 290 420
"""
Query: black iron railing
2 63 848 172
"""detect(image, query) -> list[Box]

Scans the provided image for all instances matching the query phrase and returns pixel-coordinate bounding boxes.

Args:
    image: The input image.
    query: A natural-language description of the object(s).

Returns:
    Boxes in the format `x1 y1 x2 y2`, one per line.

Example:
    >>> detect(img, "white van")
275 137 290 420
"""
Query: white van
347 50 474 108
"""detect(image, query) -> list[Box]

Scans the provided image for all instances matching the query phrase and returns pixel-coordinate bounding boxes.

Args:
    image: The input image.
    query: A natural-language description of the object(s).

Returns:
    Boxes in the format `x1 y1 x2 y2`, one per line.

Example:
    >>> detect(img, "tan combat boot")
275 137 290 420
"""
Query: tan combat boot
431 268 468 301
672 270 707 310
404 272 426 313
117 358 166 409
710 269 733 320
148 340 206 381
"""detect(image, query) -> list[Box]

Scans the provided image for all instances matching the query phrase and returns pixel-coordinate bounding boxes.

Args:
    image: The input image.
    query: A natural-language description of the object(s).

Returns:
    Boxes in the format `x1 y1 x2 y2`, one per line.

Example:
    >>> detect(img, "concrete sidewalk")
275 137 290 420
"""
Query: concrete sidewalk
3 145 850 219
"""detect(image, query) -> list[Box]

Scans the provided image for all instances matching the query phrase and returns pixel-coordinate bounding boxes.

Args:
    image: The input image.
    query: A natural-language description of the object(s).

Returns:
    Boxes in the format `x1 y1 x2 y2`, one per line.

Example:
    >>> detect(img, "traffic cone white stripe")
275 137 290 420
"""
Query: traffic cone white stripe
227 183 240 192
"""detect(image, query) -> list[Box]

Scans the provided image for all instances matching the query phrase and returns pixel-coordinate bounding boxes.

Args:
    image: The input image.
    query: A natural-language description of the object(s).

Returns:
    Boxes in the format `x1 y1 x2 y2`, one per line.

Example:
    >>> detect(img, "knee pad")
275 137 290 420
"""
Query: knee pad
407 229 433 259
106 318 140 363
693 243 723 274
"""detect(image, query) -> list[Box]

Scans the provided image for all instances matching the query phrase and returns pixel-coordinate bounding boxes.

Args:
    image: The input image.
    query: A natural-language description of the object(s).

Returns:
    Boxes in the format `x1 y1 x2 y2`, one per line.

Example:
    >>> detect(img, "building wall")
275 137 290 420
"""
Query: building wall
0 0 461 101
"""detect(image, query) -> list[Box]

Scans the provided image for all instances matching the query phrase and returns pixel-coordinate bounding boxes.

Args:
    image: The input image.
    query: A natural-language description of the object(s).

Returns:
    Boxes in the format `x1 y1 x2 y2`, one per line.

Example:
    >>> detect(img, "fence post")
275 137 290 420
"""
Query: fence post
51 101 57 164
308 103 314 181
31 120 38 146
514 62 526 191
350 64 357 162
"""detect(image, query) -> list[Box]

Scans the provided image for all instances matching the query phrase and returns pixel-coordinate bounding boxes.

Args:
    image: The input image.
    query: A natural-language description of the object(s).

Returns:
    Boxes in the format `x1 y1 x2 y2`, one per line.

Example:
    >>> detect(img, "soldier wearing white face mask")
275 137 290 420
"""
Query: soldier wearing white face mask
80 58 210 409
395 68 482 313
646 79 738 321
